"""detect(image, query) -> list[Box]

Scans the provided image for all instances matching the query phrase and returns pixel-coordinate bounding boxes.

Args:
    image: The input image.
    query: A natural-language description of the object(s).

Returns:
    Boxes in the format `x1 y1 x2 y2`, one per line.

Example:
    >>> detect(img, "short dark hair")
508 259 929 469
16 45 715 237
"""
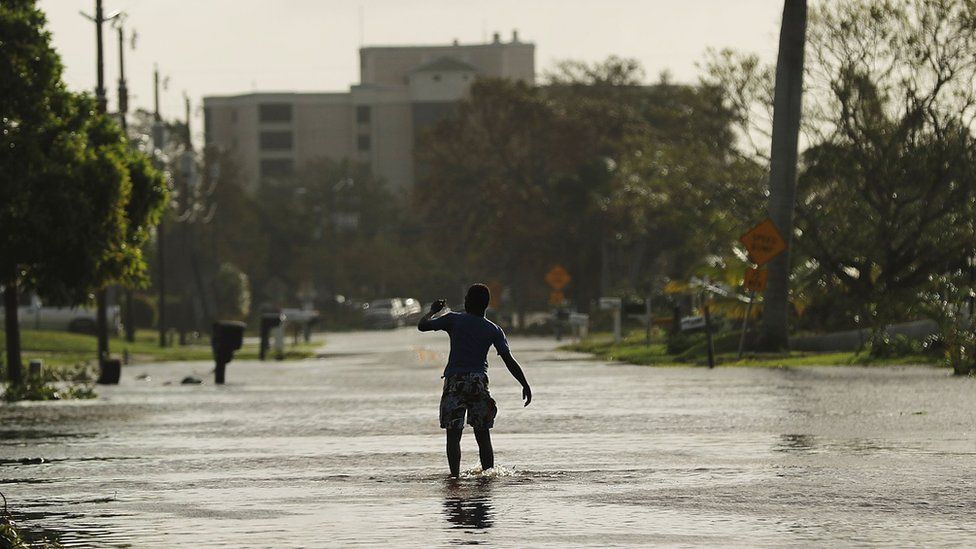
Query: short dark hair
465 283 490 313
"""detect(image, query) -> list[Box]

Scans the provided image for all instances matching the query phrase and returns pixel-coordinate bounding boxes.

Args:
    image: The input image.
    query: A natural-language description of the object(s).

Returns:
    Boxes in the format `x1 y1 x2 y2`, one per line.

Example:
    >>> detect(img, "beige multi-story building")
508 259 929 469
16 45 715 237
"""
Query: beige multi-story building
203 32 535 195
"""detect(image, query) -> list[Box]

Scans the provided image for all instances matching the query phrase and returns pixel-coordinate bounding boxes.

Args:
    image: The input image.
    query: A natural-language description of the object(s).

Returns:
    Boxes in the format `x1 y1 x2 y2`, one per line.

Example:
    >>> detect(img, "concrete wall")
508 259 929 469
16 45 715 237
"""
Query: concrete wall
205 93 352 193
790 320 939 352
408 70 474 102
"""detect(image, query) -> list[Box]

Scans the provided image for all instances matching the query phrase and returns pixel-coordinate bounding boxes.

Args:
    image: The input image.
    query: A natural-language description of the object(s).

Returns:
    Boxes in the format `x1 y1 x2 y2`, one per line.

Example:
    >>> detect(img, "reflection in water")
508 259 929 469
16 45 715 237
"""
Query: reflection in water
443 478 494 530
775 433 817 453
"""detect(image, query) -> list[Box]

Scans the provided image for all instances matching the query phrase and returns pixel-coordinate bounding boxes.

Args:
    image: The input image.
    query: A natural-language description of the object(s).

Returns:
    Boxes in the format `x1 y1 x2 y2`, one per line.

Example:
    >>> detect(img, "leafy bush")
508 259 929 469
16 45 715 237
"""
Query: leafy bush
866 334 925 359
677 331 743 362
919 277 976 375
666 331 703 355
2 364 97 402
2 490 63 548
214 263 251 321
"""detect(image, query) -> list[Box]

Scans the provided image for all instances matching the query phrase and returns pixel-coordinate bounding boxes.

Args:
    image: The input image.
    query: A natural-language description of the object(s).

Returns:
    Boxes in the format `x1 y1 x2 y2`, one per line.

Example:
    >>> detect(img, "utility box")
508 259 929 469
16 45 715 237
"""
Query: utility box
212 321 246 384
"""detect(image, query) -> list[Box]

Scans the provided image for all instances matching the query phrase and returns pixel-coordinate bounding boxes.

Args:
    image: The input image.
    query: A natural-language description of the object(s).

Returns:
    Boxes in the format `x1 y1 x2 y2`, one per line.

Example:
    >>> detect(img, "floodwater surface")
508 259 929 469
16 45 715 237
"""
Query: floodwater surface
1 329 975 547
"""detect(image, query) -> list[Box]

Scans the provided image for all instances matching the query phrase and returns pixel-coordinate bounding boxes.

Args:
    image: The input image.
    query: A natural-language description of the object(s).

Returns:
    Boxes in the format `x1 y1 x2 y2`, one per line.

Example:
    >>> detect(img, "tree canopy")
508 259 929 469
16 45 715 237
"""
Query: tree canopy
1 0 167 381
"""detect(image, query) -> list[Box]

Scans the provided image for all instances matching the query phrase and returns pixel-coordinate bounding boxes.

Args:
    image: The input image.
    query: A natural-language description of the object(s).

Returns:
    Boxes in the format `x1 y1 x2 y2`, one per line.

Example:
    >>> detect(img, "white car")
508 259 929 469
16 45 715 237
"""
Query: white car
1 292 121 334
400 298 423 322
364 298 407 329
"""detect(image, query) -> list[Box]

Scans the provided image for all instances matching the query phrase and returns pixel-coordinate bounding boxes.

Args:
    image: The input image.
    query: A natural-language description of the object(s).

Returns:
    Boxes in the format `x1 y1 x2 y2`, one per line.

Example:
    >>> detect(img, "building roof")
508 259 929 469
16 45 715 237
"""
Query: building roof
410 56 478 74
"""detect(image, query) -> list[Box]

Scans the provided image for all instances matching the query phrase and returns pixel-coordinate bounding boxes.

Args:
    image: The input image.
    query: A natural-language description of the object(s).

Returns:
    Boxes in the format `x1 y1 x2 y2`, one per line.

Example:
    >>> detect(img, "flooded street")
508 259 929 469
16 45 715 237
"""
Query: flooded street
2 329 975 547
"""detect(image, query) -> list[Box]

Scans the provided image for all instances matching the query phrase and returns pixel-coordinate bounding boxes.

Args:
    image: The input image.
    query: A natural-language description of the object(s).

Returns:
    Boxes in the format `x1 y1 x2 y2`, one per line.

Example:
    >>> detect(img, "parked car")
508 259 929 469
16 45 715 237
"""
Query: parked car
363 298 407 329
0 292 121 334
400 298 423 322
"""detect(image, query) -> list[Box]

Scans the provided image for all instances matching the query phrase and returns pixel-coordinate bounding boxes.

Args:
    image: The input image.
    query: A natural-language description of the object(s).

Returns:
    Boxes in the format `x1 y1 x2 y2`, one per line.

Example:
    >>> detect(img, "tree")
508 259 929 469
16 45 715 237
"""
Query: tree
213 263 251 321
760 0 808 351
415 61 752 316
794 0 976 348
707 0 976 347
2 0 82 384
414 79 571 317
1 1 166 382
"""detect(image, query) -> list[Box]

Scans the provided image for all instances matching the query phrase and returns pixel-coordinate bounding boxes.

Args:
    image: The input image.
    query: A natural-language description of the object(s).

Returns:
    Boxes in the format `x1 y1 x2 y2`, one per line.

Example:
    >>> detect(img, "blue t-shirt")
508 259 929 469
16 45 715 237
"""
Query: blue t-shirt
426 311 510 376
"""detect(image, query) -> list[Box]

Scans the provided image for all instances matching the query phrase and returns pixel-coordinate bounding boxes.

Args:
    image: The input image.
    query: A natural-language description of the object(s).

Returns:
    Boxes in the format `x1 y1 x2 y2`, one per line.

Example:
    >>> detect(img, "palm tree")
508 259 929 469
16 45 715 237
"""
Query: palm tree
760 0 808 350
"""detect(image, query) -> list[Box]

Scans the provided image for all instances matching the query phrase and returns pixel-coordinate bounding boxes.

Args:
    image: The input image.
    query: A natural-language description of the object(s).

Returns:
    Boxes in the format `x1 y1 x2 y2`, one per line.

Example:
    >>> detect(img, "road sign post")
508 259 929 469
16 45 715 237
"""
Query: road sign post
702 289 715 369
645 296 652 346
737 290 757 359
737 267 769 359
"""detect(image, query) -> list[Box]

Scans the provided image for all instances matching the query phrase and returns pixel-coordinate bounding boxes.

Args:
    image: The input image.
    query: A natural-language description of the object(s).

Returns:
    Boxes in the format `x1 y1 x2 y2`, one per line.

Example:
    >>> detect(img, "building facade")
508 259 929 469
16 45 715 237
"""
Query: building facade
203 32 534 195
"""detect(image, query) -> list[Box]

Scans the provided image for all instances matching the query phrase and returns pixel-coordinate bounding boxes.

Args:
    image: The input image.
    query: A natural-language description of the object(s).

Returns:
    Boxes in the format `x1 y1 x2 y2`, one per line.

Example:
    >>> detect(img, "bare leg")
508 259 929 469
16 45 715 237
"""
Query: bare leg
473 428 494 471
446 428 462 478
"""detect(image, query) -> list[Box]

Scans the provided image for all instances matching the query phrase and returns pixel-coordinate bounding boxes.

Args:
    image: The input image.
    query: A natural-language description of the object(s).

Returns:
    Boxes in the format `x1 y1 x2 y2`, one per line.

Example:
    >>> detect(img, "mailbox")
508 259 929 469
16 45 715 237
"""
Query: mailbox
212 321 246 384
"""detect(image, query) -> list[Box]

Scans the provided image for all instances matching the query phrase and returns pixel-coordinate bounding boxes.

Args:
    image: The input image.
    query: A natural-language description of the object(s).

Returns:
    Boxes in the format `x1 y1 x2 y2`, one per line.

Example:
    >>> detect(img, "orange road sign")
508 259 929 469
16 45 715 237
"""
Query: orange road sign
487 281 503 308
549 290 566 305
743 267 768 292
739 218 787 266
545 265 571 290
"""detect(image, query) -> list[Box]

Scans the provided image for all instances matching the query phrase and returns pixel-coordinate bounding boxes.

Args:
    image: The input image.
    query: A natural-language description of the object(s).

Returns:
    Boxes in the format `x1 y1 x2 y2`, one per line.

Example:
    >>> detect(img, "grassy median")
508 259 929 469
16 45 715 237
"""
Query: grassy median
1 329 320 368
562 330 939 368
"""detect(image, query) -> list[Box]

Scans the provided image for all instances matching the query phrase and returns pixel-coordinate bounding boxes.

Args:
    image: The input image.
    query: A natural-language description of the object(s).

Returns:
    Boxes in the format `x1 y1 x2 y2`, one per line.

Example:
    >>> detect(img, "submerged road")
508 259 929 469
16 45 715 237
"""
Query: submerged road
1 328 975 547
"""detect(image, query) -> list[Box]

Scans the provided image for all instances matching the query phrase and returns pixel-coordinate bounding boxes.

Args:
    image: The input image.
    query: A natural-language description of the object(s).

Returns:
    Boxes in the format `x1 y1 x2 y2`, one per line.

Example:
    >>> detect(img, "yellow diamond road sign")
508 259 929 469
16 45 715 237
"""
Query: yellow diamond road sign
743 267 768 292
739 218 787 266
545 265 571 290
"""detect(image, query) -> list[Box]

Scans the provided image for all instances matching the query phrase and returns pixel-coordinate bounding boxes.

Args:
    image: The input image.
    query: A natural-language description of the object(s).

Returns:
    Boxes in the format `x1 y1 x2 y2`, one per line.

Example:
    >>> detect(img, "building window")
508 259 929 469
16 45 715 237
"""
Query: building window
259 130 293 151
357 134 371 151
260 158 293 178
259 103 292 123
356 105 371 124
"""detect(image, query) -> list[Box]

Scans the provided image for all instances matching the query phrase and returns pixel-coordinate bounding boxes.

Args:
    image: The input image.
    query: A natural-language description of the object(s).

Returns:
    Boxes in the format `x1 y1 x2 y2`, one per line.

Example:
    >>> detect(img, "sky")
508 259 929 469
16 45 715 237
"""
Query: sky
39 0 785 142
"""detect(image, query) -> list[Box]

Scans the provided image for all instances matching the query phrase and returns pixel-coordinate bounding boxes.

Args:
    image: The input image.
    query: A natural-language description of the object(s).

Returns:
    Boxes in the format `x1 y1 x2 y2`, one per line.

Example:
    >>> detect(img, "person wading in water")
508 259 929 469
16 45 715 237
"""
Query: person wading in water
418 283 532 478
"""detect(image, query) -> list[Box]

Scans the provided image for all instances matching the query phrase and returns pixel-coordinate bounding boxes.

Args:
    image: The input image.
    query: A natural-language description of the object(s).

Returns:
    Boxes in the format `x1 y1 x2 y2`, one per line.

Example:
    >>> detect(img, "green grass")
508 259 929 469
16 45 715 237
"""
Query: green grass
1 329 320 368
562 330 941 368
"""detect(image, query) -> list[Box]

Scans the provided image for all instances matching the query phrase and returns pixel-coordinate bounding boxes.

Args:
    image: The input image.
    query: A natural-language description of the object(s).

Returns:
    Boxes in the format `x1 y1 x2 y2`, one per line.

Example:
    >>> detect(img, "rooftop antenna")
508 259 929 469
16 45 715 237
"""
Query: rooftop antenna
358 5 364 46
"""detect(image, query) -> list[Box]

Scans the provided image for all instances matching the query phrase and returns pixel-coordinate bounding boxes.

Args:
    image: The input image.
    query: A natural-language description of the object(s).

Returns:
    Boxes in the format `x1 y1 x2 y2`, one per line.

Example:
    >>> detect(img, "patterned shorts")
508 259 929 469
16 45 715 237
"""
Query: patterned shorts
439 372 497 430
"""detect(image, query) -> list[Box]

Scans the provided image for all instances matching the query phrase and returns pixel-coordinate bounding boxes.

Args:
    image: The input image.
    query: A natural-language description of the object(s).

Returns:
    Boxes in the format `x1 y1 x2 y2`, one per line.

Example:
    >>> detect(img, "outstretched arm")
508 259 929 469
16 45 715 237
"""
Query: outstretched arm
500 352 532 406
417 299 446 332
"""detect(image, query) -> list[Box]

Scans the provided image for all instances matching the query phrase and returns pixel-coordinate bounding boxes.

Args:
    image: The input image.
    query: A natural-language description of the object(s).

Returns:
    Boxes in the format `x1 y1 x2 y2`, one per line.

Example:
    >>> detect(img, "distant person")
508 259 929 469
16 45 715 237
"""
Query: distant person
418 283 532 478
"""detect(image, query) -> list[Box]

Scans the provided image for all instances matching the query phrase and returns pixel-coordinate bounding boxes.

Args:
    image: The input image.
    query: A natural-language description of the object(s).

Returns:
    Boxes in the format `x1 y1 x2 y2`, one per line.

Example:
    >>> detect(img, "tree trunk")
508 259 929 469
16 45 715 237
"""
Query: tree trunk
124 289 135 342
759 0 808 351
96 288 109 364
3 276 23 385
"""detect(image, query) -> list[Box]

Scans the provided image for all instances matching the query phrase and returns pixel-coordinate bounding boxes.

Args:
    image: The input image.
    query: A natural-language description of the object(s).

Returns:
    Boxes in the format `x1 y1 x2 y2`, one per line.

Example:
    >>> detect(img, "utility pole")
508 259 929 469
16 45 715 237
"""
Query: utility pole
115 15 136 343
155 66 167 347
759 0 807 351
185 94 193 150
81 0 121 365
